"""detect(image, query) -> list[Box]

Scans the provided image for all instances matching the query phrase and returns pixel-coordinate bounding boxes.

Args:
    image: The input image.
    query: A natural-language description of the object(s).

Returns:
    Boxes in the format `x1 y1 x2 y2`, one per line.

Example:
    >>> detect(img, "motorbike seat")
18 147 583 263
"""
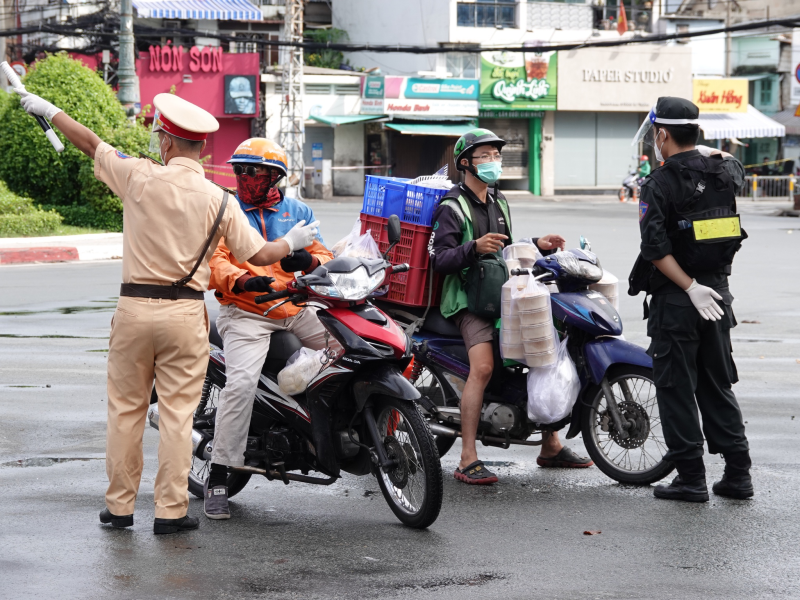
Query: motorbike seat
421 307 462 337
207 309 304 375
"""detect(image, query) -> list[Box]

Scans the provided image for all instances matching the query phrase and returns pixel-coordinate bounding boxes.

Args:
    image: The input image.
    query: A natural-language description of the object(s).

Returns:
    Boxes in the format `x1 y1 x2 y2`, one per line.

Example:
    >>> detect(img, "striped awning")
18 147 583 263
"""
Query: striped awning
133 0 262 21
698 105 785 140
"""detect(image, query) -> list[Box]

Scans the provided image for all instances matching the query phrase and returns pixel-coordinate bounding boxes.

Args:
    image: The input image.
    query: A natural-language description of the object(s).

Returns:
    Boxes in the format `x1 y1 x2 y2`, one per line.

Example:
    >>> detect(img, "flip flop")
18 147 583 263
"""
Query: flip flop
454 460 498 485
537 447 594 469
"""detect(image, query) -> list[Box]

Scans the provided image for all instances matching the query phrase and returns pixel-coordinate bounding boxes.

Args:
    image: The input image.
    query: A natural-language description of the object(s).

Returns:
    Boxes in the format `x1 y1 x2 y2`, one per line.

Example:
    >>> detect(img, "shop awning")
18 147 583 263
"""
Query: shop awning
309 114 385 127
133 0 262 21
385 123 475 136
698 104 785 140
767 108 800 136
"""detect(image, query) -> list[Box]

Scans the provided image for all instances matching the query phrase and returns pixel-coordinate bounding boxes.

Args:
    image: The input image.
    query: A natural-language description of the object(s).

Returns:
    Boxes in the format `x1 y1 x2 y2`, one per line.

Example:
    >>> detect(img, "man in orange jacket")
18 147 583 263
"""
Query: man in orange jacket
205 138 333 519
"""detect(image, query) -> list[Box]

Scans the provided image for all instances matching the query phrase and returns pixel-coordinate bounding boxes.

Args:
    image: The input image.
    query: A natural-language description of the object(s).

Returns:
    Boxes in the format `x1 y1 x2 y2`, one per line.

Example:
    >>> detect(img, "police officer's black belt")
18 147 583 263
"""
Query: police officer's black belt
120 283 204 300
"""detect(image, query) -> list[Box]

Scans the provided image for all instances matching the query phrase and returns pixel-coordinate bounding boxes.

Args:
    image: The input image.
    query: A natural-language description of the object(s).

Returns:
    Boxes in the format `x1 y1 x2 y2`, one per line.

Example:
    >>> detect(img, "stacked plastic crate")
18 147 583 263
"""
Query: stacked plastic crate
359 175 449 306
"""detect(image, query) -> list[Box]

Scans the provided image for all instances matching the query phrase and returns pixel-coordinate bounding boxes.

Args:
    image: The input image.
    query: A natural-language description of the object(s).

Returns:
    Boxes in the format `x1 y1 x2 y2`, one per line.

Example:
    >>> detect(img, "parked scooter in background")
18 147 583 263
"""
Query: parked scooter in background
619 155 650 203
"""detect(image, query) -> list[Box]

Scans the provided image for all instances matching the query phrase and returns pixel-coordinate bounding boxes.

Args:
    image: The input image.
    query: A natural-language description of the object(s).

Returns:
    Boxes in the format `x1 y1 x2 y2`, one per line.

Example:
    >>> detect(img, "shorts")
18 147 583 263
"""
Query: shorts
452 310 495 351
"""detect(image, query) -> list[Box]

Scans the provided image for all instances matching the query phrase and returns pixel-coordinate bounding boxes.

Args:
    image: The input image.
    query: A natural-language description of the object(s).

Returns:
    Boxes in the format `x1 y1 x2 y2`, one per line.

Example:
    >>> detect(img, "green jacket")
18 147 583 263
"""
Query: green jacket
436 192 512 319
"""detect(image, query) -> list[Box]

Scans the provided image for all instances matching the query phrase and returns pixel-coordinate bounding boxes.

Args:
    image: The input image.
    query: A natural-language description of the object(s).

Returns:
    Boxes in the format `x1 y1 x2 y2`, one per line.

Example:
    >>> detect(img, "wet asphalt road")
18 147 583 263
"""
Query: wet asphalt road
1 199 799 599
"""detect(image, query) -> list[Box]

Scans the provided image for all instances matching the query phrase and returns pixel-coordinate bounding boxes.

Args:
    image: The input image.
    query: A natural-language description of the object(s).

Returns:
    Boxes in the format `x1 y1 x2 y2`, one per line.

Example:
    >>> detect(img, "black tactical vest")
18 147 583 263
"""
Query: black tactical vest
661 154 747 276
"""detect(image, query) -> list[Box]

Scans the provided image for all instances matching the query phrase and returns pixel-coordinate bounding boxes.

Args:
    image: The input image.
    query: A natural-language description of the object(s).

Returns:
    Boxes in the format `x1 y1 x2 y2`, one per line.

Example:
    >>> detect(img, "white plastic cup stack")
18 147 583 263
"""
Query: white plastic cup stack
589 270 619 310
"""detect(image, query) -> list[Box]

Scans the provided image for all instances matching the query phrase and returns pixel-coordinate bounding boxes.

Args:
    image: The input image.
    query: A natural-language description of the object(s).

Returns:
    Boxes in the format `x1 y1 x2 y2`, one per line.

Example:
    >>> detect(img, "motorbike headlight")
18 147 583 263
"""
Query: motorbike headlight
309 266 386 300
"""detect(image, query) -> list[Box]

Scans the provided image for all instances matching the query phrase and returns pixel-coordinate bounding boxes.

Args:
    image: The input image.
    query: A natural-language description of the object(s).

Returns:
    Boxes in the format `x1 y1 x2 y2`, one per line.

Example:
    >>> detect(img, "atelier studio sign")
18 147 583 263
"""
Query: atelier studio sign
148 44 223 73
582 68 674 83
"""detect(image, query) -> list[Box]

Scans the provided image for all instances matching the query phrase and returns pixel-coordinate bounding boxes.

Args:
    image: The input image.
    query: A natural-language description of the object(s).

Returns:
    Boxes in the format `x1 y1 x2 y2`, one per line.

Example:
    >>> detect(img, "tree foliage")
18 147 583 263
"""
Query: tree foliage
0 180 62 236
304 28 350 70
0 54 150 231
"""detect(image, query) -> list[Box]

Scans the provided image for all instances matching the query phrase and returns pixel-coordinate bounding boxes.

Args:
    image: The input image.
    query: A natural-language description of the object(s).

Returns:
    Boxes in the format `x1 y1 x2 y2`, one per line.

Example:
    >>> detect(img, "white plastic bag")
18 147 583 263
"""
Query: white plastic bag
277 347 327 396
526 334 580 424
339 228 381 259
331 219 362 257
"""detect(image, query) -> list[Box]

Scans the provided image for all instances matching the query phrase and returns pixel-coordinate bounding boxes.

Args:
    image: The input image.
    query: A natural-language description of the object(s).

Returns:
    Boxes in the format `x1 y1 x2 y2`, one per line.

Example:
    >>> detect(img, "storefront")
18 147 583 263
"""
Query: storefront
478 50 558 194
136 47 261 187
555 45 693 192
360 76 479 180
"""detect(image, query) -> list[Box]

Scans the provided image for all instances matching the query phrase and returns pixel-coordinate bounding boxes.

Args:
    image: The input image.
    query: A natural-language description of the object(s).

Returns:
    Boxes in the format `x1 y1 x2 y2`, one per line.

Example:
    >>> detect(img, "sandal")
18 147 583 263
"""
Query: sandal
454 460 498 485
537 447 594 469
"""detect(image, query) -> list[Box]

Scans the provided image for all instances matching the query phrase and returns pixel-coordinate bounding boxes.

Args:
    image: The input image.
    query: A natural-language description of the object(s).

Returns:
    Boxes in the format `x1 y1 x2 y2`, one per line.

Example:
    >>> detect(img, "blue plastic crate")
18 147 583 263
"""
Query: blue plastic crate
362 175 409 218
402 183 448 226
362 175 448 227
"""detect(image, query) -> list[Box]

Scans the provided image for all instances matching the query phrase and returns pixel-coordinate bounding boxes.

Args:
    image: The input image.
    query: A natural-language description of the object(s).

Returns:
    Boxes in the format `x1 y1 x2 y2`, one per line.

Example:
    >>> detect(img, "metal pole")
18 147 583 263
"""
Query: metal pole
118 0 140 116
725 0 731 77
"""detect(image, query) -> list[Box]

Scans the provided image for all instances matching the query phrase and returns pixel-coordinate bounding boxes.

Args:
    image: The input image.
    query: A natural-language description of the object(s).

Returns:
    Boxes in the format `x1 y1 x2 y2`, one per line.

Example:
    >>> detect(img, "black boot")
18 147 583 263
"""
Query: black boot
99 508 133 528
654 458 709 503
153 515 199 535
713 451 754 499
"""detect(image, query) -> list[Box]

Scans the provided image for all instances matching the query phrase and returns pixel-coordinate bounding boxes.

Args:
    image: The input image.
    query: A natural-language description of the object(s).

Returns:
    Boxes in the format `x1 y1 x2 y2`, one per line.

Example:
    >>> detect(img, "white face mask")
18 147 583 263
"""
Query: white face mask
160 135 169 165
653 129 666 162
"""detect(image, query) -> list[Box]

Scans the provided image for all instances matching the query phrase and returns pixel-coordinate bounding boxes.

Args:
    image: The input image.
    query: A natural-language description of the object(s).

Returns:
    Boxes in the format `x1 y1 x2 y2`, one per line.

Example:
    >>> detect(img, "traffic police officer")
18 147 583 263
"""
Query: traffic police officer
14 90 320 532
631 96 753 502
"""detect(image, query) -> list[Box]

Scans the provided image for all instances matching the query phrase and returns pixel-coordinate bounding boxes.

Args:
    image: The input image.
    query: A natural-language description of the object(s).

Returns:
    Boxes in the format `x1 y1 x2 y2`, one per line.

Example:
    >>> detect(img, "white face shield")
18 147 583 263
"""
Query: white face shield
149 109 164 154
631 106 658 149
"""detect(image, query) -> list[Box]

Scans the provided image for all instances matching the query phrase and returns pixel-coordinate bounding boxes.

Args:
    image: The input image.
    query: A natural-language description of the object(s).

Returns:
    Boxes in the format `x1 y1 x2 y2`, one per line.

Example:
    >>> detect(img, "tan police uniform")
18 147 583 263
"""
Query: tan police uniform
97 95 265 520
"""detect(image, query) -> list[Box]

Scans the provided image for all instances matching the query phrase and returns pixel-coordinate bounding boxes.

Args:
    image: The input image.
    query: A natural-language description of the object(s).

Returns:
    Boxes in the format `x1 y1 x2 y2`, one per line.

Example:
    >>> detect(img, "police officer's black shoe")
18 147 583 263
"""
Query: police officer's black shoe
712 474 754 499
653 475 709 503
99 508 133 528
153 515 200 535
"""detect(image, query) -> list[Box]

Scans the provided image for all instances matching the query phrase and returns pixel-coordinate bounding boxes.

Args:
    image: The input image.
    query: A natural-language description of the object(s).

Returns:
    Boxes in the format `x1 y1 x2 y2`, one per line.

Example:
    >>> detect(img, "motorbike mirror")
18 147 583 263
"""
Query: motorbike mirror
580 236 592 251
383 214 402 260
387 215 402 245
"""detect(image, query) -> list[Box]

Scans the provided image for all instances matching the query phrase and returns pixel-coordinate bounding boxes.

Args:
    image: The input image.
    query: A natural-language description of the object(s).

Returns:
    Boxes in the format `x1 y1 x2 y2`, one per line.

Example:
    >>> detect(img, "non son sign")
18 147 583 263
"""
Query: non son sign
148 45 223 73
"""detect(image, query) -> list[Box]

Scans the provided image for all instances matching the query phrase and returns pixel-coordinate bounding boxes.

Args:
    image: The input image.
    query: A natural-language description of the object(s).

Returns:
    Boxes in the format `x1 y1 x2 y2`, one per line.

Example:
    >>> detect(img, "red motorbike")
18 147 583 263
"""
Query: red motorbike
148 216 443 528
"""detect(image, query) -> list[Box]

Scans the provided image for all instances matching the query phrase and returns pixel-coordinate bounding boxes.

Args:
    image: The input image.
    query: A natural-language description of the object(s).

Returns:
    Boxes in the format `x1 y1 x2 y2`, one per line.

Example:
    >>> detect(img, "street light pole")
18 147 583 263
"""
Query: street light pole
117 0 140 116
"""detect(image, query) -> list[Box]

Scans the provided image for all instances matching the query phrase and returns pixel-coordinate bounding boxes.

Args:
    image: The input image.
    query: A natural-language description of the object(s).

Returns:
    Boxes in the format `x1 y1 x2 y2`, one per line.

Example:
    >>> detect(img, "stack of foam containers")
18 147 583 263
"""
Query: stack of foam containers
500 276 527 360
515 283 556 367
589 270 619 310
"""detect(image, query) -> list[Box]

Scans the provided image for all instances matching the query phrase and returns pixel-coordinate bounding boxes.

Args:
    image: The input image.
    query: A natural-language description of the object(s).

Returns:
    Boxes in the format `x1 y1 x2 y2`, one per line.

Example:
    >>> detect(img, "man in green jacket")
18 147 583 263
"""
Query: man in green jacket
429 129 593 485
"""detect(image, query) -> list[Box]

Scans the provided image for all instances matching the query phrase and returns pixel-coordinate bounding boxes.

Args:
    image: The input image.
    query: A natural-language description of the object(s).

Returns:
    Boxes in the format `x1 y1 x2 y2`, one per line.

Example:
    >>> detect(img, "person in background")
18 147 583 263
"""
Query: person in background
638 155 652 179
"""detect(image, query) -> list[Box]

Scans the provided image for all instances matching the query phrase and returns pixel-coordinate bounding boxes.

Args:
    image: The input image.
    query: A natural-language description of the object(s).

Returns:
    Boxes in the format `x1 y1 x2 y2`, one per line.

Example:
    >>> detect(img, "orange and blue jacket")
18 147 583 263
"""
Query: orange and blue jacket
209 192 333 320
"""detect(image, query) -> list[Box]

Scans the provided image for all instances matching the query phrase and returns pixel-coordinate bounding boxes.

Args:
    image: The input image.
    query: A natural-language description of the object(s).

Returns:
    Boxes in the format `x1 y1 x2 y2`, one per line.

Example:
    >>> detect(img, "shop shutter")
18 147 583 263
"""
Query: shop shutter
595 112 640 186
478 118 528 179
554 112 596 187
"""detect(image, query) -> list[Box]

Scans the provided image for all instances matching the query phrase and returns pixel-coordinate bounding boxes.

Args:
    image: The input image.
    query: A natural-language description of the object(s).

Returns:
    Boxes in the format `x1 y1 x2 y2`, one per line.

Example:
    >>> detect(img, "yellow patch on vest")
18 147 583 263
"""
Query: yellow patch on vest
693 216 742 241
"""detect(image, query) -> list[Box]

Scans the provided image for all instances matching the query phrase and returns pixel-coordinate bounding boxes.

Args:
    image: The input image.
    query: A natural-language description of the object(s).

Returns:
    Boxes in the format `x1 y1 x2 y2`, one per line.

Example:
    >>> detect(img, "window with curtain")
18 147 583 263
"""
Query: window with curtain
446 53 479 78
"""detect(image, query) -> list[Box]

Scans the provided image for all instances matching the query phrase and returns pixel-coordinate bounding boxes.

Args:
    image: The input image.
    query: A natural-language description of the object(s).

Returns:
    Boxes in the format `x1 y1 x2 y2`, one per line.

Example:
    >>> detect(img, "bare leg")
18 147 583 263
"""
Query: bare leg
538 430 564 459
458 342 494 471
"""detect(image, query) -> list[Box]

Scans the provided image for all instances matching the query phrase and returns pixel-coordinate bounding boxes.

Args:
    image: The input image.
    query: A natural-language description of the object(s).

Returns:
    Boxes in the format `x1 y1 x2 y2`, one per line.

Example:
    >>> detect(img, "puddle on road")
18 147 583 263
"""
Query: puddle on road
396 573 506 591
0 297 118 317
2 457 103 468
86 349 109 352
0 334 108 339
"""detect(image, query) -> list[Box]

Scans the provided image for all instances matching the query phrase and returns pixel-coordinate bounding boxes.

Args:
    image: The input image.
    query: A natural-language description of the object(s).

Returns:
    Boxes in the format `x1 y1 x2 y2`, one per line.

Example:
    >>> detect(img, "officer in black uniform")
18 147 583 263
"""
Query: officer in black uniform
631 97 753 502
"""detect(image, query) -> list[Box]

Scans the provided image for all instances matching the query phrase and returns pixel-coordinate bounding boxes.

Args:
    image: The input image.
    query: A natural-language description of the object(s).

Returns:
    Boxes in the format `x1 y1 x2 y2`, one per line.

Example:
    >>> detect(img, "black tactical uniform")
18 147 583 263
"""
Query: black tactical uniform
633 97 753 501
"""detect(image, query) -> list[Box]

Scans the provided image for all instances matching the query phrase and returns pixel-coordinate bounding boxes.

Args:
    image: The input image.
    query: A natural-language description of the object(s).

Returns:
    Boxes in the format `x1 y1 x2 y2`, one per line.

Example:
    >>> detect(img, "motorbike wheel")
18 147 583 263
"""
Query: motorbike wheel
409 365 457 458
580 365 674 485
150 376 251 499
372 396 443 529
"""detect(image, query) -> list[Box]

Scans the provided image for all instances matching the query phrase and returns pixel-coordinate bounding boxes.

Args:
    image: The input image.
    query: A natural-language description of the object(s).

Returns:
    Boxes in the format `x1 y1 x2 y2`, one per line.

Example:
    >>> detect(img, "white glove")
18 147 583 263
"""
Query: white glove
282 220 320 253
685 279 724 321
16 89 62 120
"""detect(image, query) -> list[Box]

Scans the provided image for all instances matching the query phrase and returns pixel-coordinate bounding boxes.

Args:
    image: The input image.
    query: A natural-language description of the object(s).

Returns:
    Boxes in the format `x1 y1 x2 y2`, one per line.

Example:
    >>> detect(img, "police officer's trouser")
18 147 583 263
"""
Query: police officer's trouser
105 296 209 519
647 291 749 463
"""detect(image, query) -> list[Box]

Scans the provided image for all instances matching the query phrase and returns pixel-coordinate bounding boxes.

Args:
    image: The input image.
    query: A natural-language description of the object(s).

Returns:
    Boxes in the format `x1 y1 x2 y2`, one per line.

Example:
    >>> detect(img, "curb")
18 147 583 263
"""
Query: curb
0 247 80 265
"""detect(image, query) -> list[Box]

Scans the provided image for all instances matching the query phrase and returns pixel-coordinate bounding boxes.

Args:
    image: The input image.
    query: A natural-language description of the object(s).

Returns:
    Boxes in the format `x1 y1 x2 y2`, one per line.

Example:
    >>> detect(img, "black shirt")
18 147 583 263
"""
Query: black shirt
459 183 510 243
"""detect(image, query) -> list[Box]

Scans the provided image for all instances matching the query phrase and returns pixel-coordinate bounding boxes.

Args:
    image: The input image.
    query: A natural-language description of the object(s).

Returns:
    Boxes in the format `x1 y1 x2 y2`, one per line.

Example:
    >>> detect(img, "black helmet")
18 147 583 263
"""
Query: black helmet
454 128 506 171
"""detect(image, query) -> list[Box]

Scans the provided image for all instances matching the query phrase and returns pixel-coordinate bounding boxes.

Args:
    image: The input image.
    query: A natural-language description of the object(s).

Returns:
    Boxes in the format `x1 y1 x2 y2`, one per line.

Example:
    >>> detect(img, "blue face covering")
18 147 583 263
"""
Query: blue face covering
476 161 502 185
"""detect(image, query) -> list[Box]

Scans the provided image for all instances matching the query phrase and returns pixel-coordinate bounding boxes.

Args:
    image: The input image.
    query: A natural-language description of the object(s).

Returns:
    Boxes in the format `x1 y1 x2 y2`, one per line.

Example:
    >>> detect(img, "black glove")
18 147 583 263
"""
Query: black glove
280 248 313 272
243 276 275 293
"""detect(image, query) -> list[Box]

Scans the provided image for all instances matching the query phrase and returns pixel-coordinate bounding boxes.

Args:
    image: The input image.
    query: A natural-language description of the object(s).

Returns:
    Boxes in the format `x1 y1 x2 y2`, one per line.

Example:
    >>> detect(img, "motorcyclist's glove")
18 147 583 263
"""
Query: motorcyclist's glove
685 279 724 321
280 249 314 273
241 275 276 293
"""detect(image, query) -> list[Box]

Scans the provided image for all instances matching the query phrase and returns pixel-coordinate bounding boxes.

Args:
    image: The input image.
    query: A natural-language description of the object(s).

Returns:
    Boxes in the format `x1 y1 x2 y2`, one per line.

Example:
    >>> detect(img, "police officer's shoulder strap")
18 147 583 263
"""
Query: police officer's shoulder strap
170 190 229 300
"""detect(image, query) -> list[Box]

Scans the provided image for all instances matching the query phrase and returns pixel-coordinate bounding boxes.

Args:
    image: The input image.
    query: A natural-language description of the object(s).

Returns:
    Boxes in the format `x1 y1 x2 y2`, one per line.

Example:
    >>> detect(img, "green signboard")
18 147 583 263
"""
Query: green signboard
479 51 557 112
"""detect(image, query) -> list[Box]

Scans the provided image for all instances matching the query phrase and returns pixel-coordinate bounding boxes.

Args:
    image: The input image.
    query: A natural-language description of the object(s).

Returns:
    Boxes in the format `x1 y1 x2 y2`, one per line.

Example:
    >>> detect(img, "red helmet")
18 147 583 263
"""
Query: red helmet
640 155 649 161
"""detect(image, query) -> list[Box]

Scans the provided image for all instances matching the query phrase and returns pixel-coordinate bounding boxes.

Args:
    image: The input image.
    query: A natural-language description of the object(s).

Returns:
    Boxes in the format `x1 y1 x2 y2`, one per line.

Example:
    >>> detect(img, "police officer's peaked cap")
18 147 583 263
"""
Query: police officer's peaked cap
654 97 699 126
153 93 219 141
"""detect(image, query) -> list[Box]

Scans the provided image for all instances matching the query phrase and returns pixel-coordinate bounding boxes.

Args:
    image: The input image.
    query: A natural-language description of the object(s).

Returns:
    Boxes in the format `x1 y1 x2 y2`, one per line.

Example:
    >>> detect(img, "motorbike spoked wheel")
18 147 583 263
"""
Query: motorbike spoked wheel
580 365 674 485
372 396 443 529
409 365 458 458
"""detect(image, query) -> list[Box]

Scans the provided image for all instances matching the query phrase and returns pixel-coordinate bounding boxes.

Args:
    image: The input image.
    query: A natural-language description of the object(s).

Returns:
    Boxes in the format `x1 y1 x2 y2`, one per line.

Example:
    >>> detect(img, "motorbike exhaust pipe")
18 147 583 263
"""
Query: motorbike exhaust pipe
147 404 213 460
428 421 544 447
429 423 460 438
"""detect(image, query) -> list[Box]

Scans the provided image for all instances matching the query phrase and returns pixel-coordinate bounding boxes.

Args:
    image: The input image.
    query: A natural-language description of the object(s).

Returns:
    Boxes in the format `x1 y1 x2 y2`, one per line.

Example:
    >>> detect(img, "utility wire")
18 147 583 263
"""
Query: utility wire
2 14 800 53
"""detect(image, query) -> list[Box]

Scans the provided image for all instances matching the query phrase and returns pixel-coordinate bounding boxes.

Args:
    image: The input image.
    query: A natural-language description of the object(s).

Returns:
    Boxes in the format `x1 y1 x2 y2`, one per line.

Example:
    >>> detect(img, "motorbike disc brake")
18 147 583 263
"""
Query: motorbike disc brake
383 435 409 488
609 401 650 449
